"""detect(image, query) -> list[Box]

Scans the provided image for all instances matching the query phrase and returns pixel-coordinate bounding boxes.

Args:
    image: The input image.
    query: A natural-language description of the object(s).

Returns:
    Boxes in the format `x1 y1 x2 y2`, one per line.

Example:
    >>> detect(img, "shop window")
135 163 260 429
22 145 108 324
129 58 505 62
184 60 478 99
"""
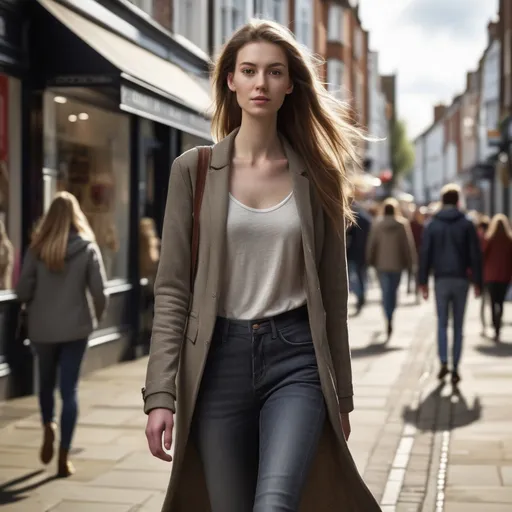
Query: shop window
0 75 22 292
44 93 130 281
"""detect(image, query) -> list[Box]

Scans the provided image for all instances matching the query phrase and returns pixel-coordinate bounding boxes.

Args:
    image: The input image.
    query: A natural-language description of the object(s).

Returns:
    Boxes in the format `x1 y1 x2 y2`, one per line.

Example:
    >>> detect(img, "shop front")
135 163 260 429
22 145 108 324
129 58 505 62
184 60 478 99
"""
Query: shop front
0 1 30 399
0 0 213 399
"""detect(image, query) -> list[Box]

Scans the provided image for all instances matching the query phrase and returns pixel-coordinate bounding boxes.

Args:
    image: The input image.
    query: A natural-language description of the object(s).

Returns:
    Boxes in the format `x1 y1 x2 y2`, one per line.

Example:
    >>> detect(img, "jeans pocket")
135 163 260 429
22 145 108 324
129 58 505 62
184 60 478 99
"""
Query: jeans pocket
277 321 314 346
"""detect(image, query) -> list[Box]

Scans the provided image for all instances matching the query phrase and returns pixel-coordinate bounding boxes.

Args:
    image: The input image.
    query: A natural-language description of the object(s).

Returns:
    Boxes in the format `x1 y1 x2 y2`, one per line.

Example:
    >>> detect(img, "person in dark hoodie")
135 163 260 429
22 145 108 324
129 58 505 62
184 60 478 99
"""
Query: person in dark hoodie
346 196 372 314
16 192 108 477
418 184 482 386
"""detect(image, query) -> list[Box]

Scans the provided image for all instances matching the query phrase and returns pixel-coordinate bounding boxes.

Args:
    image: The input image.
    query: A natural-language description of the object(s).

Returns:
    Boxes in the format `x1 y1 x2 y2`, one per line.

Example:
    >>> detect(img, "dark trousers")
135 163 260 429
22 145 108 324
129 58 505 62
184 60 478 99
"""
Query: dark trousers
434 278 469 369
378 271 402 322
348 260 367 307
487 282 509 335
32 339 88 451
192 306 326 512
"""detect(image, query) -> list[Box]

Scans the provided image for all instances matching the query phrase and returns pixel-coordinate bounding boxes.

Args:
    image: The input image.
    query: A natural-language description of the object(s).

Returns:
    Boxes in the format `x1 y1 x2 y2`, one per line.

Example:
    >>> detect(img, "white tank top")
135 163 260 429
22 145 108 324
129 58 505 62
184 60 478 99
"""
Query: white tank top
218 191 307 320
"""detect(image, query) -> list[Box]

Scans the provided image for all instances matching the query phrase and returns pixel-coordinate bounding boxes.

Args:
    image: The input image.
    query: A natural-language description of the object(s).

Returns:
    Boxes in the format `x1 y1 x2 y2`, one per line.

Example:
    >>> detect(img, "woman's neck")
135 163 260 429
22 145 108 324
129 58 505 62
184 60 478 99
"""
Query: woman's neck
234 115 283 164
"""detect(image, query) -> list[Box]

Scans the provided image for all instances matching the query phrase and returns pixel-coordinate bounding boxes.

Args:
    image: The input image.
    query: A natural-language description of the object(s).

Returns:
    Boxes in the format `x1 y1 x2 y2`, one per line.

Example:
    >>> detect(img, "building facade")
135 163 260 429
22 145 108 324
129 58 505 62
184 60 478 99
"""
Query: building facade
367 51 390 175
478 26 501 215
499 0 512 216
0 0 213 400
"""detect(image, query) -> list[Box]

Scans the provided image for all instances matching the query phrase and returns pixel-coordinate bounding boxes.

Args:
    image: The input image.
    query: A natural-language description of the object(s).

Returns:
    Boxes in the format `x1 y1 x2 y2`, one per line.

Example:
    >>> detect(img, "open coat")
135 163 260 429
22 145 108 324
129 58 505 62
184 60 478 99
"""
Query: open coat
142 128 382 511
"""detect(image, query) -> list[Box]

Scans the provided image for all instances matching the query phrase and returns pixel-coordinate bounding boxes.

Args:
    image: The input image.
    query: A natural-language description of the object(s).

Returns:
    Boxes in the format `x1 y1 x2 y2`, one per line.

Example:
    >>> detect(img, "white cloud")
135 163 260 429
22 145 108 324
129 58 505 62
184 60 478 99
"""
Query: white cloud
359 0 499 139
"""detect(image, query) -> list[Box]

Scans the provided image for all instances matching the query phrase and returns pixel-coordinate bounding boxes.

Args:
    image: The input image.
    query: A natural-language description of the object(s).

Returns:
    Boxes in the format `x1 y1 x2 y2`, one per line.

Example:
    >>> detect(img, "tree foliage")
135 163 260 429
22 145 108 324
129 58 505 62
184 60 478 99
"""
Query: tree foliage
390 119 415 180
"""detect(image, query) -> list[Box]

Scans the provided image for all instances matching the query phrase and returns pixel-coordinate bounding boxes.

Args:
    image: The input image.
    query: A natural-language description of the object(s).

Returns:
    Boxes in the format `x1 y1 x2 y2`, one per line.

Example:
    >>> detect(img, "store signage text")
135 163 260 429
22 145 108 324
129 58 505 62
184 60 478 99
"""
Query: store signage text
50 75 116 86
120 86 211 140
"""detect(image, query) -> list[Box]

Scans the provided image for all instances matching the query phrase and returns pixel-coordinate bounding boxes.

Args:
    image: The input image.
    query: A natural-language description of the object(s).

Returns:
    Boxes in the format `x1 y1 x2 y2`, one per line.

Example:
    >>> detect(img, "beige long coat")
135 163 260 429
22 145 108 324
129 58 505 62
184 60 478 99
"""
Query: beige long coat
143 128 381 511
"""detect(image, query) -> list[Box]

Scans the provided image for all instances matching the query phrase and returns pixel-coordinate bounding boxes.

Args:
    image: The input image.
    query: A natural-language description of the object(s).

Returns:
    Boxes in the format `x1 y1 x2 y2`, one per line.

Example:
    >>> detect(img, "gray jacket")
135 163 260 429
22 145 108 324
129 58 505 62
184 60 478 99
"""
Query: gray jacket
16 233 108 343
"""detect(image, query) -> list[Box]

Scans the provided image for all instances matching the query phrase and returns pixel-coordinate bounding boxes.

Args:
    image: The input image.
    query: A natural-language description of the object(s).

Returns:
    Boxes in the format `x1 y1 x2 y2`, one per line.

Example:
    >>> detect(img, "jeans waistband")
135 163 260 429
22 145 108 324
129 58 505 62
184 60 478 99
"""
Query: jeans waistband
215 304 309 338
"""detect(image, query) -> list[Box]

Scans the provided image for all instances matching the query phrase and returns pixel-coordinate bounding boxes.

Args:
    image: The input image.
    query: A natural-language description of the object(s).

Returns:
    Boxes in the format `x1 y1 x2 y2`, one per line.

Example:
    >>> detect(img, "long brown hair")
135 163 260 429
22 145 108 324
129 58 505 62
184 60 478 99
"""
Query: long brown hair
211 19 366 227
30 192 95 272
485 213 512 241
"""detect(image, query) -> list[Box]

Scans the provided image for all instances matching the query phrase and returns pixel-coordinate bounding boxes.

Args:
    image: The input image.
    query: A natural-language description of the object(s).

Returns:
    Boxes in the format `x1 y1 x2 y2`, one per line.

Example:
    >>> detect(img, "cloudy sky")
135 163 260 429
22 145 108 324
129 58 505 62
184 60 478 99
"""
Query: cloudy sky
359 0 499 140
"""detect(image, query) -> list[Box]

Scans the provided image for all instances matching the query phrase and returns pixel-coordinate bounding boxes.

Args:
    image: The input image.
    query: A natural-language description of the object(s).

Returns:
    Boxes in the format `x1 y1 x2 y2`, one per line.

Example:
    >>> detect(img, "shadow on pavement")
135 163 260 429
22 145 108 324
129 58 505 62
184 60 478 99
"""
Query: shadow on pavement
350 336 403 359
0 469 57 505
475 340 512 357
402 382 482 432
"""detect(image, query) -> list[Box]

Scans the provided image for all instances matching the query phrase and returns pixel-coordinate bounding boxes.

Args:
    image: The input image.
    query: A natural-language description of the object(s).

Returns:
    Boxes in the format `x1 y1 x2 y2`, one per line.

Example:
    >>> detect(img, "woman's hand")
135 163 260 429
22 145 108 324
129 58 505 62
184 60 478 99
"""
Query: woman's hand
340 412 351 441
145 408 174 462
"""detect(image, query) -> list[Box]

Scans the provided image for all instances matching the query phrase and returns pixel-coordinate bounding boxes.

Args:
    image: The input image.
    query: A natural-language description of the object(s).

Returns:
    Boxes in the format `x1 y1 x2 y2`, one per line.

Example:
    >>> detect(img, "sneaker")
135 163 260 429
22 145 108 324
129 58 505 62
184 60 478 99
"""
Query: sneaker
451 370 461 385
438 364 449 380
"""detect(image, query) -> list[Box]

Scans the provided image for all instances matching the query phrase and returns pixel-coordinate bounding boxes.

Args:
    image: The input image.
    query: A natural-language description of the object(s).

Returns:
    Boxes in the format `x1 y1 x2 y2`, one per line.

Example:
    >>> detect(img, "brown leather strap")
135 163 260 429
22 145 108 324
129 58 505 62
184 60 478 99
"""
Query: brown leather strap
190 146 211 292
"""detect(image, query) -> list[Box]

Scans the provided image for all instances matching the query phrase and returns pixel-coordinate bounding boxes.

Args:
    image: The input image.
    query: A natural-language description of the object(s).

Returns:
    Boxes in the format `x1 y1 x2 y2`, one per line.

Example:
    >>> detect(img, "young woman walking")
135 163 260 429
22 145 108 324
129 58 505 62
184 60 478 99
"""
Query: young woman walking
483 214 512 342
16 192 108 477
143 19 381 512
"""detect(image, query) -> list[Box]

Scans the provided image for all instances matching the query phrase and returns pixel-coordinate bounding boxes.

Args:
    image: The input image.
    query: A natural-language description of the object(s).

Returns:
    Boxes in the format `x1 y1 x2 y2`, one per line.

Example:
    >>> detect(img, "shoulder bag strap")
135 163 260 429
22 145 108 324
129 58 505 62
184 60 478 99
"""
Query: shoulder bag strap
190 145 212 293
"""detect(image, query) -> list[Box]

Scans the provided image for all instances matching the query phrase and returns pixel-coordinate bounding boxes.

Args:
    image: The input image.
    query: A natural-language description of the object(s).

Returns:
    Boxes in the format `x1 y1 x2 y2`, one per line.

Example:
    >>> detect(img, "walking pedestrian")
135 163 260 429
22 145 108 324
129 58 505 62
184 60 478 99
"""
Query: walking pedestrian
482 214 512 342
418 184 482 385
477 215 490 334
366 198 416 338
409 206 424 303
347 194 372 315
16 192 108 477
142 19 380 512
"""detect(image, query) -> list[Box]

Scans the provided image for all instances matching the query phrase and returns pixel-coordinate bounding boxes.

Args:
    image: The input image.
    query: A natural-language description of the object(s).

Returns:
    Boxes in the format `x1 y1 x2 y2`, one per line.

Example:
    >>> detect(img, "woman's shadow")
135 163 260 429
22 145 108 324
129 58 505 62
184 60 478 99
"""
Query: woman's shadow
402 382 482 432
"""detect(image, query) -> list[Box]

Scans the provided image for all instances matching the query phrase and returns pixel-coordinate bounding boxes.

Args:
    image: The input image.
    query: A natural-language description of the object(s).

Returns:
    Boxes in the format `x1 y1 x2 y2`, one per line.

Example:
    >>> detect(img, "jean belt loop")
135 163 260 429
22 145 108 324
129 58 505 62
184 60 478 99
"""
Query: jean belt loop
222 318 230 343
270 317 278 339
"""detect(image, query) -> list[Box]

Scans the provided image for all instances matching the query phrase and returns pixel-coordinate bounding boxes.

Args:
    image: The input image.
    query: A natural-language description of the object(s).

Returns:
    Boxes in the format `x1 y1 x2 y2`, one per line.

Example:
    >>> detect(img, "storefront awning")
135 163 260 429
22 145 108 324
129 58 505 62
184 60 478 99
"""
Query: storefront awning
38 0 213 140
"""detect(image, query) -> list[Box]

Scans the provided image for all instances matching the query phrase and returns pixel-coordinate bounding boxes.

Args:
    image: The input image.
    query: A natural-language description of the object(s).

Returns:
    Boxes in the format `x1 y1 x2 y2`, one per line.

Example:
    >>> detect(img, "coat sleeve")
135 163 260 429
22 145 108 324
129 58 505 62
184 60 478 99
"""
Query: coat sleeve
403 220 417 270
86 243 108 322
318 213 354 413
365 223 377 267
143 155 193 414
467 222 483 289
418 223 432 286
15 249 37 303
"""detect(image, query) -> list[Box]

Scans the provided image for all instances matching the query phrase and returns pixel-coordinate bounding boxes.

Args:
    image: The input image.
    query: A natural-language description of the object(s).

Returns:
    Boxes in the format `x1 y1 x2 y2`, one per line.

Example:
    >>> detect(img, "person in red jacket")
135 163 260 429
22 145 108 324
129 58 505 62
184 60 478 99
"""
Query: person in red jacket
483 214 512 342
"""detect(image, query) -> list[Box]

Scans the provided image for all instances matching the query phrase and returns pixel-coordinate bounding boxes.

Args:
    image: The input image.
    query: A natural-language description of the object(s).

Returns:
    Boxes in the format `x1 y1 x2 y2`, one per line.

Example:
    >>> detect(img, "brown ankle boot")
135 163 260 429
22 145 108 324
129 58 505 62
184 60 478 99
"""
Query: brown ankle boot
40 422 56 465
57 448 75 477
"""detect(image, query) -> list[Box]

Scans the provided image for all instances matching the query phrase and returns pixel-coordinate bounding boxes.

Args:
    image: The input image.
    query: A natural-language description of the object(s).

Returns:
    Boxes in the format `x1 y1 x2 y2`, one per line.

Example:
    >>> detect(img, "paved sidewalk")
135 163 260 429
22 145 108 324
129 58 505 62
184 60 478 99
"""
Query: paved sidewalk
0 287 510 511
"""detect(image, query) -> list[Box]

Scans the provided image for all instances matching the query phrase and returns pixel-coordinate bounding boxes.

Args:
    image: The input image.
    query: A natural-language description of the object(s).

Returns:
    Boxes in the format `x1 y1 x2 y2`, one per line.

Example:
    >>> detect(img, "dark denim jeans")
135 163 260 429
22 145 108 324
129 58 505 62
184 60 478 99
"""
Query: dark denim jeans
191 306 326 512
434 278 469 369
348 260 367 307
32 339 88 451
378 271 402 322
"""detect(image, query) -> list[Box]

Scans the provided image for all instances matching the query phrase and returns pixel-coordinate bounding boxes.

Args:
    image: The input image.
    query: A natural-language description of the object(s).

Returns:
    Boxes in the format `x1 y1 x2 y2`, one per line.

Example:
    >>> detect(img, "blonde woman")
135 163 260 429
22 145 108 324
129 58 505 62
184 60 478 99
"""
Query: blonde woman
366 198 416 338
143 19 379 512
0 219 14 289
16 192 107 477
483 214 512 341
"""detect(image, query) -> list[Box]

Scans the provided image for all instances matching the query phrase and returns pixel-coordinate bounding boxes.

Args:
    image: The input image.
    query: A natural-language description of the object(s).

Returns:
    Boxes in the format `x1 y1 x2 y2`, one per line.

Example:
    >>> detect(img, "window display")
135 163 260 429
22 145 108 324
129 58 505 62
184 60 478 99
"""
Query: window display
44 92 130 280
0 74 21 291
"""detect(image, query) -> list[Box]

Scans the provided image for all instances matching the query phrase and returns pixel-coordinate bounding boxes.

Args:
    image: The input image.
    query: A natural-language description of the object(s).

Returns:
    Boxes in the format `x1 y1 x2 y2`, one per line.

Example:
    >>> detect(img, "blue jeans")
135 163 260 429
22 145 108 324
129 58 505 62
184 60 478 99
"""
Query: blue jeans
33 339 88 451
192 306 326 512
434 278 469 369
348 260 367 306
378 271 402 322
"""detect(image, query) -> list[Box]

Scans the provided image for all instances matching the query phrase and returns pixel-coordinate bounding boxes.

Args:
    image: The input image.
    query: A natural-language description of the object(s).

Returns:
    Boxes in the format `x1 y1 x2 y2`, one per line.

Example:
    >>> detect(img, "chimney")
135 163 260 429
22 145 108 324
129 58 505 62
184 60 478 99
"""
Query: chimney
488 21 499 43
434 104 446 123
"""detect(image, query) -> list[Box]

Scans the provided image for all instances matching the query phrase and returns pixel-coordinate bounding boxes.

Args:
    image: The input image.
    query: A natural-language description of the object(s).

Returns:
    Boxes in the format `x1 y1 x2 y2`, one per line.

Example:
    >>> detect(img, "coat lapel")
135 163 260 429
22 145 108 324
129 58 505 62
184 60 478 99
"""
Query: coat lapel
281 137 316 262
204 129 237 297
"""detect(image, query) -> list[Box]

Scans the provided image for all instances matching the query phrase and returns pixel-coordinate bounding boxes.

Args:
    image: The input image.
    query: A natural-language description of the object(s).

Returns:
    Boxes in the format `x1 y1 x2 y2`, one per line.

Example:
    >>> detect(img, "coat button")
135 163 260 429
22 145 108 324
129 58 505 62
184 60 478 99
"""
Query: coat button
212 293 217 298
